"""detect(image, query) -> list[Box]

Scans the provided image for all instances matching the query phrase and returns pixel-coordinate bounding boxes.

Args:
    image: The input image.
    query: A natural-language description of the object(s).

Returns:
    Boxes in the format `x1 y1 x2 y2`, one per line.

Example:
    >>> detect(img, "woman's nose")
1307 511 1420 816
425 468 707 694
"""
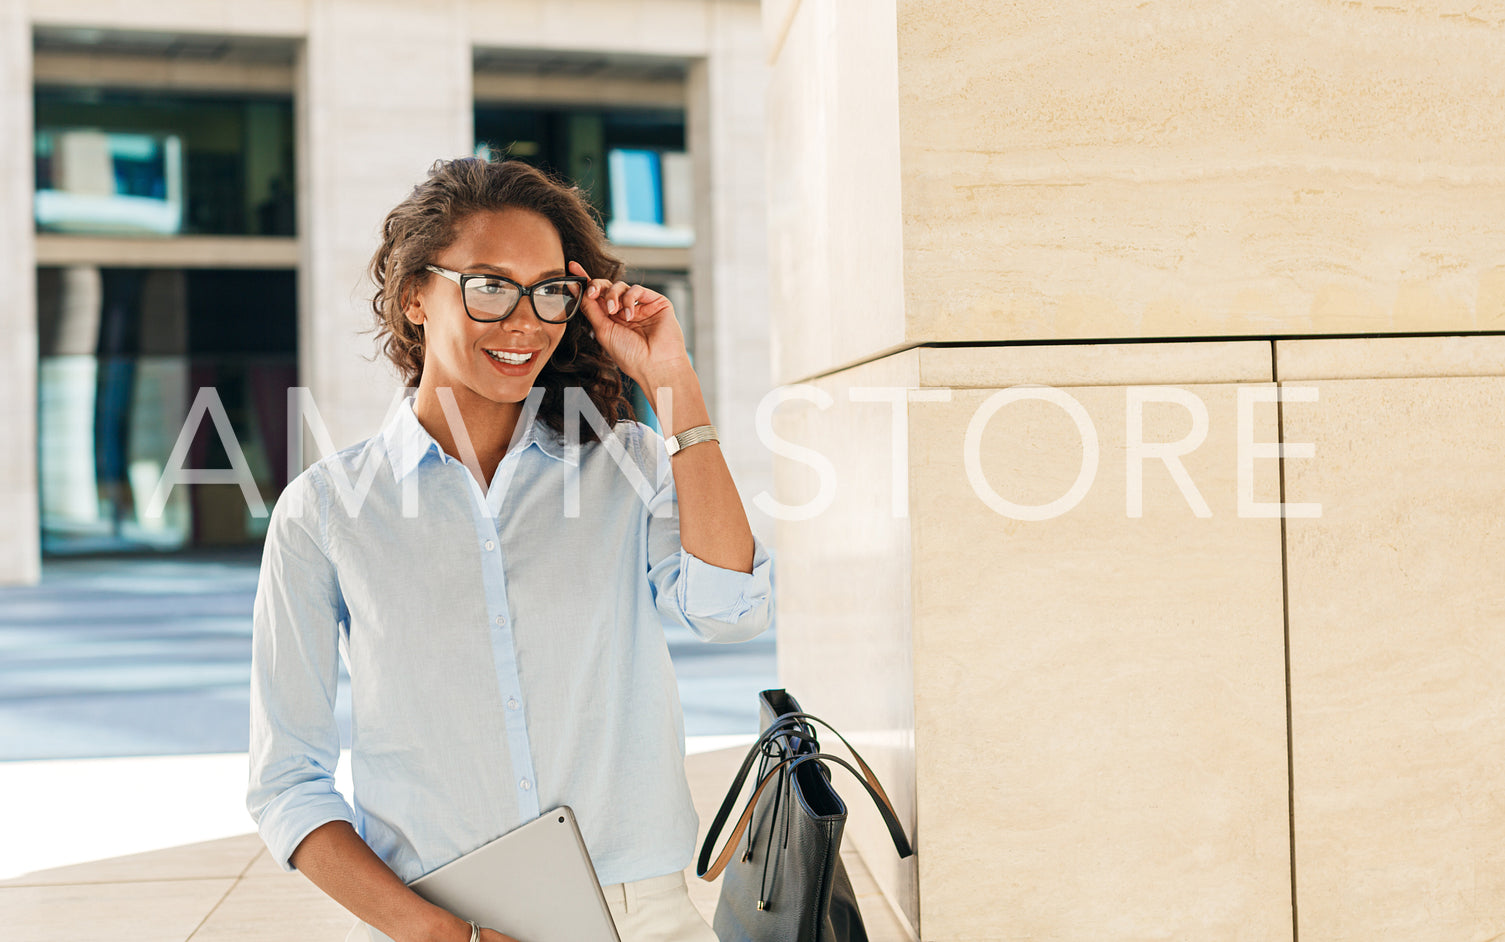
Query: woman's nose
507 295 547 327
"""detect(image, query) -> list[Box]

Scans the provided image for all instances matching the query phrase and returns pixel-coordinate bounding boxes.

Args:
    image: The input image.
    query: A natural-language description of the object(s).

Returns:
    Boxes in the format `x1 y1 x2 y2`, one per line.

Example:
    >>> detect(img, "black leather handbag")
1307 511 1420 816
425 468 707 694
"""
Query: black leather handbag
696 689 914 942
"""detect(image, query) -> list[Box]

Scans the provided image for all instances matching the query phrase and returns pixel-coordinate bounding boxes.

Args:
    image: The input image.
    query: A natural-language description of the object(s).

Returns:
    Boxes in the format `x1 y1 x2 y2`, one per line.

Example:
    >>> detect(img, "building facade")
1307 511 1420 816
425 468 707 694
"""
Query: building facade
0 0 771 580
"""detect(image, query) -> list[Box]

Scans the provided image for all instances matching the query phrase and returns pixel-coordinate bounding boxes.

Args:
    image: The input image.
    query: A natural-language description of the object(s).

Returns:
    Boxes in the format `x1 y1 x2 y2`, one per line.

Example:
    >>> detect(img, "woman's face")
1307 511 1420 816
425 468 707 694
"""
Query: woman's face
406 206 571 411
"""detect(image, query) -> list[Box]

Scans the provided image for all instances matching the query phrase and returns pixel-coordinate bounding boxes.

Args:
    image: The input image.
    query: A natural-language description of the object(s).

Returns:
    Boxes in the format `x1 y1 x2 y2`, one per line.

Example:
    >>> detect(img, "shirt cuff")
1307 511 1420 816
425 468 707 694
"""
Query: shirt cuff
255 781 358 872
676 534 772 621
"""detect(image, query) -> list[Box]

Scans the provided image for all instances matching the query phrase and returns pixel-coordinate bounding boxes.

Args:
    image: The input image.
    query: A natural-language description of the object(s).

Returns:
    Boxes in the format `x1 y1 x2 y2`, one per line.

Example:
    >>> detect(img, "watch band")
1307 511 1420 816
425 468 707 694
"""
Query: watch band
665 424 719 456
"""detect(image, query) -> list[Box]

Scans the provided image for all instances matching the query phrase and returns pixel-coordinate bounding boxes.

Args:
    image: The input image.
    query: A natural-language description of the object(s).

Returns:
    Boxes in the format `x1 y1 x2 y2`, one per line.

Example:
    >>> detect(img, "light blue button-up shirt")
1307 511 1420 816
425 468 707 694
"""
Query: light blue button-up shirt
247 394 773 887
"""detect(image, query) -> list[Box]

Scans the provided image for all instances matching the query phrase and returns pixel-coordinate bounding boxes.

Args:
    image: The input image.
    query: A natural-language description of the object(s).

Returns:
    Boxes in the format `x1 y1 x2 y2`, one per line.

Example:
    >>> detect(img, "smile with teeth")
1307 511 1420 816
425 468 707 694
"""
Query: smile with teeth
485 349 536 365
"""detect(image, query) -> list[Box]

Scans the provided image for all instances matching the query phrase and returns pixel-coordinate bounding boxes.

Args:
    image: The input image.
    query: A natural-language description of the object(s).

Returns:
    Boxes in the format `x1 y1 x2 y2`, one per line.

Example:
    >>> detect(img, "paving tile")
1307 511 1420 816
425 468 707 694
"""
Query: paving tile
686 745 746 922
241 847 287 879
0 879 233 942
189 874 355 942
0 749 913 941
1 833 262 887
842 848 912 942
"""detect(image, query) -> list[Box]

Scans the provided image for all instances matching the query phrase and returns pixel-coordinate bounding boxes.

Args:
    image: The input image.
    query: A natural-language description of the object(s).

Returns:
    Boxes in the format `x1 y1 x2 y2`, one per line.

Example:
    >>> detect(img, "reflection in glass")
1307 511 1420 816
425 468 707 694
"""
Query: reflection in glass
34 88 295 237
605 147 692 248
34 131 184 235
474 104 691 247
37 267 298 554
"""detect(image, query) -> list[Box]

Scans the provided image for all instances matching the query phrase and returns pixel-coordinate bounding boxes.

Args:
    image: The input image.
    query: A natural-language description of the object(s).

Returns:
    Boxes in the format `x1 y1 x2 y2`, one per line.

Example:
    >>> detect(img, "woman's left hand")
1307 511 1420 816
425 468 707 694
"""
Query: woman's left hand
568 261 691 388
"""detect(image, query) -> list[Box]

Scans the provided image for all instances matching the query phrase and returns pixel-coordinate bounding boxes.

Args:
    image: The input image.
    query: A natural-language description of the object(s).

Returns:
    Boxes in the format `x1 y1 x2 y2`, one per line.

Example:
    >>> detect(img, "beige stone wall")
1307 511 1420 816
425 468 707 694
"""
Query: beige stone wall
776 344 1505 942
894 0 1505 347
772 349 925 927
27 0 307 34
909 351 1292 941
465 0 715 56
690 0 776 541
776 343 1300 938
766 0 1505 939
1280 338 1505 942
764 0 906 385
768 0 1505 382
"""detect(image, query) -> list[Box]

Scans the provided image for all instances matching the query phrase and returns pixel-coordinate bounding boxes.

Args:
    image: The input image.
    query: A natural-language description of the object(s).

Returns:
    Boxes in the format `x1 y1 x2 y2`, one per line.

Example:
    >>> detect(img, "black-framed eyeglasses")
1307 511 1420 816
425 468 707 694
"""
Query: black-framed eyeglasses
424 264 588 324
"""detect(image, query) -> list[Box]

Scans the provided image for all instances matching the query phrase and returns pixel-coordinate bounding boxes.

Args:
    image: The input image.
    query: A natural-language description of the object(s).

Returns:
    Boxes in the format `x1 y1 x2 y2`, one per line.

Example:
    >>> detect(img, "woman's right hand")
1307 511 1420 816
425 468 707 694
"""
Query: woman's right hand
478 928 521 942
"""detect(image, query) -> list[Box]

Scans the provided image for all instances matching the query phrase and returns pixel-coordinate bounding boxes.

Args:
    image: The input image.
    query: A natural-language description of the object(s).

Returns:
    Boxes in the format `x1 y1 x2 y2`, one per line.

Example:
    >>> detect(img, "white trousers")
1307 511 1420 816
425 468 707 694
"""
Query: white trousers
345 871 717 942
601 871 719 942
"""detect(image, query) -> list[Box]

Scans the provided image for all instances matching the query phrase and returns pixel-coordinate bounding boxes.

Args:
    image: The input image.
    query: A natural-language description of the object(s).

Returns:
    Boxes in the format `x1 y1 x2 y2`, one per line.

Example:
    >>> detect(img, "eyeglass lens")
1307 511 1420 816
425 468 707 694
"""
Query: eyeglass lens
464 277 582 323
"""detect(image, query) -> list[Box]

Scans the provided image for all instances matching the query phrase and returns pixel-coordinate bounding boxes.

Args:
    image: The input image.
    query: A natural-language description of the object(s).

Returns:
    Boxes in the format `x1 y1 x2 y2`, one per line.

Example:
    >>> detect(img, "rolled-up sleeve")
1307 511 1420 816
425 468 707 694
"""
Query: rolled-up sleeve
246 469 357 871
643 426 774 644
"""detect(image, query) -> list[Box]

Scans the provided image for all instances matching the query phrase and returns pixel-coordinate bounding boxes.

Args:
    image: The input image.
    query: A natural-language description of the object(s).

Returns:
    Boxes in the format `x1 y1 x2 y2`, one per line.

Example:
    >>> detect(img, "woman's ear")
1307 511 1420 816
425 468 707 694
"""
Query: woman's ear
403 286 426 326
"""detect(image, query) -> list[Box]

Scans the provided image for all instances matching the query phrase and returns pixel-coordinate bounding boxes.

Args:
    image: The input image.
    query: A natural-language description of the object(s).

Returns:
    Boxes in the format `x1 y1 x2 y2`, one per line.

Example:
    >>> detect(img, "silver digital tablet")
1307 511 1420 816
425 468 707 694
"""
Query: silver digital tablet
367 806 620 942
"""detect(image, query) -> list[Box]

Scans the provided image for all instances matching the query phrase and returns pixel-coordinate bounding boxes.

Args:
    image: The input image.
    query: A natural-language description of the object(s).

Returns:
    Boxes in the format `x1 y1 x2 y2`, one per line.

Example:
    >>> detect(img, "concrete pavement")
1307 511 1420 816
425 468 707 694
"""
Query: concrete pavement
0 745 913 942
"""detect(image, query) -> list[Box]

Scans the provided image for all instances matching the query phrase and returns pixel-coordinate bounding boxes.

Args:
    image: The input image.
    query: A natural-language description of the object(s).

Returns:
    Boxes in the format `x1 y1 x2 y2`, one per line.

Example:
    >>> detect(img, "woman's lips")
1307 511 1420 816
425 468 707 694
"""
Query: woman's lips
482 347 543 374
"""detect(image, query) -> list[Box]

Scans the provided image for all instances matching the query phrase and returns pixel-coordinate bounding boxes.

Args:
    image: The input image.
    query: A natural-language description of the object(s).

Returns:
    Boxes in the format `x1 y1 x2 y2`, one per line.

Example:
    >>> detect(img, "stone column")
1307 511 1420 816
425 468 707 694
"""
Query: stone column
0 0 39 585
298 0 473 454
689 0 773 539
766 0 1505 939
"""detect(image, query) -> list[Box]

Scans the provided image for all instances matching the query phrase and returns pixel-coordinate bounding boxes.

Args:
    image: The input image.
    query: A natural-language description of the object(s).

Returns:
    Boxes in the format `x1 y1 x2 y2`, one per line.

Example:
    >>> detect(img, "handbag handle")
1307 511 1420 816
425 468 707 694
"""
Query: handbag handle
752 711 897 811
697 752 914 881
696 711 913 880
695 710 885 880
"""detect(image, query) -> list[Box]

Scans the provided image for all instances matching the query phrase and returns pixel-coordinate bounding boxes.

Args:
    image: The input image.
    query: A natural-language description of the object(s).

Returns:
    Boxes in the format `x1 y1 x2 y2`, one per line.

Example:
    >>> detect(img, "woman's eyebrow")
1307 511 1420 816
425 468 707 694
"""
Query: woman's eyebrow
466 263 568 279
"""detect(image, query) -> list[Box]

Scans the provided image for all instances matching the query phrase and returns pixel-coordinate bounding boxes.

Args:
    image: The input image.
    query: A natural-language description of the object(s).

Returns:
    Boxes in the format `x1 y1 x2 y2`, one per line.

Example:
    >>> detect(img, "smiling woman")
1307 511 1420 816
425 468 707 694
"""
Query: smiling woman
369 159 632 467
246 156 770 942
400 206 580 483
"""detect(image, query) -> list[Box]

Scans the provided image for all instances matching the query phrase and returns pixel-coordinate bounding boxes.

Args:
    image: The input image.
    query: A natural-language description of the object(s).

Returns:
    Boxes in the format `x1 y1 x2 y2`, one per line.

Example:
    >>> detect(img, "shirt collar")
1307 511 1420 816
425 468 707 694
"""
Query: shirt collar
382 393 578 482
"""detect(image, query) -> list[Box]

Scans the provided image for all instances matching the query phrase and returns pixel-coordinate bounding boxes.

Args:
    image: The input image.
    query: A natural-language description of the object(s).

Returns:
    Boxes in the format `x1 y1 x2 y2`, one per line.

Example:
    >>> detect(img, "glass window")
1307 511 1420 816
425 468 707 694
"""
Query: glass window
37 266 297 555
474 105 690 246
34 88 296 237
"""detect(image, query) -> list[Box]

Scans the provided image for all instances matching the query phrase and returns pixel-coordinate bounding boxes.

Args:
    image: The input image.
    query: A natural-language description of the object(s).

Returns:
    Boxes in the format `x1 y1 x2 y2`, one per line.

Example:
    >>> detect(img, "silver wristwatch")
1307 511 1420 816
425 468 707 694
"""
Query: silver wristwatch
664 423 719 456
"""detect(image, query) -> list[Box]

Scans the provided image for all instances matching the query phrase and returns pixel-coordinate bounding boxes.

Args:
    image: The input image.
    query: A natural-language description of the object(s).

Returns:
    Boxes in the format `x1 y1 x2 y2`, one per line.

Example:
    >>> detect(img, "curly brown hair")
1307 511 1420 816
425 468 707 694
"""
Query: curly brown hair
369 156 633 441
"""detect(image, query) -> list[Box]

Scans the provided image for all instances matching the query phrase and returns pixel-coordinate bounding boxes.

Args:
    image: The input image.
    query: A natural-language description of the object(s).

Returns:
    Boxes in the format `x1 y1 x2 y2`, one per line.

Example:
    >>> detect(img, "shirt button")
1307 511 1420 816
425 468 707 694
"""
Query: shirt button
484 540 495 551
519 778 532 791
495 615 506 628
506 698 520 711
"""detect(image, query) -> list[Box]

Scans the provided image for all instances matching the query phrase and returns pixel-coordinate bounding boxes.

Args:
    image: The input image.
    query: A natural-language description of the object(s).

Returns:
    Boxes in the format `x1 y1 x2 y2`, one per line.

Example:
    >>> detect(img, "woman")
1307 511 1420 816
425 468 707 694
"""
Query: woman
247 157 772 942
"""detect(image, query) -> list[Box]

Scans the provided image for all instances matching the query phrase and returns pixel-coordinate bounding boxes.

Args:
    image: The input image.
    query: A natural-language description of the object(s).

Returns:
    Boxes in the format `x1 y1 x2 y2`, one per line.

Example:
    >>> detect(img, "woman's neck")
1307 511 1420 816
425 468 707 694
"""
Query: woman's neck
410 383 524 488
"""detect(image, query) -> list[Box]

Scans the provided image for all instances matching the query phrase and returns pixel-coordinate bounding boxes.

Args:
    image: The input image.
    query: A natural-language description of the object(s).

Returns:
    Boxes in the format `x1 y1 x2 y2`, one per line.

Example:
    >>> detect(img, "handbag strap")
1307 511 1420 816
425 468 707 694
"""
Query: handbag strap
762 712 900 812
697 753 914 881
694 710 892 880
